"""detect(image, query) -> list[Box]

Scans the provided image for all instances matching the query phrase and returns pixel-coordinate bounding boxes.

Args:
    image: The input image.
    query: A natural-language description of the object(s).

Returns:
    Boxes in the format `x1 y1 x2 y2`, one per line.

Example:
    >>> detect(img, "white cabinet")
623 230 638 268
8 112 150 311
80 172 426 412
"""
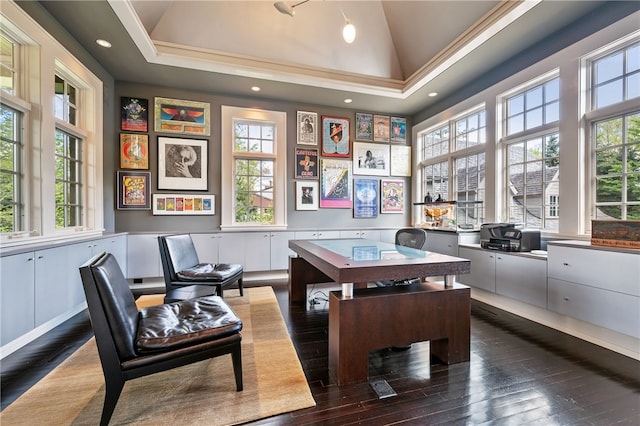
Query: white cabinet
379 229 398 244
127 234 163 279
458 247 496 292
425 230 479 256
217 233 245 265
317 230 340 239
293 230 340 240
92 235 127 274
338 230 381 240
270 231 295 270
1 252 36 346
547 242 640 338
191 233 221 264
458 247 547 308
244 232 271 272
495 253 547 309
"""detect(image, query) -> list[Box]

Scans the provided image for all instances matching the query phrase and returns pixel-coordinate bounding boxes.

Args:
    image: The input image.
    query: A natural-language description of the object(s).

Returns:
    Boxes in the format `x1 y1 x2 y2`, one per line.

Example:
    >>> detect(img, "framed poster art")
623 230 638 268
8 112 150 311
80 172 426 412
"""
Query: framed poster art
295 181 319 211
120 133 149 169
391 116 407 143
120 97 148 132
152 194 215 215
297 111 318 145
390 144 412 177
320 158 352 208
154 97 211 136
353 178 379 218
295 147 318 179
321 116 350 157
353 142 390 176
355 112 373 141
157 136 208 191
381 179 404 213
373 114 390 143
117 171 151 210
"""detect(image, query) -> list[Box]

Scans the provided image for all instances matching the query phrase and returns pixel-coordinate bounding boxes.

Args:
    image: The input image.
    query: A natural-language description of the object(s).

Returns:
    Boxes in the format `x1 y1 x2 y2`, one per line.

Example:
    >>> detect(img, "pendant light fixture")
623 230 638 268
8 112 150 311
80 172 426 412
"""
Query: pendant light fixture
340 8 356 44
274 0 310 17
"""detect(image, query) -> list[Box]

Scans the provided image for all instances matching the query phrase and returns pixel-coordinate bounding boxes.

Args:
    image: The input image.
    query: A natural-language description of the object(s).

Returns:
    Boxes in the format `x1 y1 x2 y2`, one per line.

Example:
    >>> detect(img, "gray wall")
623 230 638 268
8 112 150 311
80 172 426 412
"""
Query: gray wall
114 82 412 233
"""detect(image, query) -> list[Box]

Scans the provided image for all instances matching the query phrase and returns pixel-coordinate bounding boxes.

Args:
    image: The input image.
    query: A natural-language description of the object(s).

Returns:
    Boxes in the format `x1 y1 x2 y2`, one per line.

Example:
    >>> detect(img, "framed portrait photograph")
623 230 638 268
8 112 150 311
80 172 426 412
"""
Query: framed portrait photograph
120 133 149 169
391 116 407 143
390 144 412 177
297 111 318 145
373 114 390 143
353 178 379 218
295 147 318 179
355 112 373 141
152 193 215 215
381 179 404 213
117 171 151 210
157 136 208 191
321 116 350 157
120 97 148 132
295 181 319 211
154 97 211 136
320 158 352 208
353 142 390 176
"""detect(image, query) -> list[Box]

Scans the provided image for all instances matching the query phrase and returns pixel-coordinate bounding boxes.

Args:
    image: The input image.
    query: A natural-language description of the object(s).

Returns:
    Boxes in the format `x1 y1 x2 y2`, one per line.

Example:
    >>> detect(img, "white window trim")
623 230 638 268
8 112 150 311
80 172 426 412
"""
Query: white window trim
220 106 287 230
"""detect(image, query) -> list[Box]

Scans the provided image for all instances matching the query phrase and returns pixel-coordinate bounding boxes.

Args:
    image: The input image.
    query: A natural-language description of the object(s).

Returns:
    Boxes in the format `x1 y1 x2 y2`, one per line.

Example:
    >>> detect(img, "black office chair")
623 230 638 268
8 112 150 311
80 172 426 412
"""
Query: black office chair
375 228 428 287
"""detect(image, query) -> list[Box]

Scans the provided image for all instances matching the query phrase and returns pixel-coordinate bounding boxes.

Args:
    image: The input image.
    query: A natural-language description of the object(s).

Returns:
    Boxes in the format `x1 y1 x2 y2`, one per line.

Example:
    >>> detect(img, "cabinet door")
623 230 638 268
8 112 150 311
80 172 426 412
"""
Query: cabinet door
217 233 245 266
1 252 36 346
244 233 271 272
496 254 547 308
359 230 381 241
270 231 295 270
547 245 640 296
317 230 341 239
425 232 458 256
339 230 362 239
127 234 162 279
92 235 127 274
294 231 318 240
191 233 220 264
458 247 496 292
548 278 640 338
379 229 397 244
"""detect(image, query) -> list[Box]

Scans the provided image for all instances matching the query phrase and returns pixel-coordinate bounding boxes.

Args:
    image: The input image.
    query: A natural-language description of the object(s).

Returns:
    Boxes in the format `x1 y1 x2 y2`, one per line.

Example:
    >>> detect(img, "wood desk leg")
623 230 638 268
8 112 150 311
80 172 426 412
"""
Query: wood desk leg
288 256 333 304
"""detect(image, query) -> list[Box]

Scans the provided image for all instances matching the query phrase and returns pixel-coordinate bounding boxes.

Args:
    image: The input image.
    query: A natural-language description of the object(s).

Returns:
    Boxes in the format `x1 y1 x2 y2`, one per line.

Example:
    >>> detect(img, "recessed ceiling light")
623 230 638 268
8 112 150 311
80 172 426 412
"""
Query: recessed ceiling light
428 92 438 97
96 39 111 48
344 98 353 104
251 86 261 92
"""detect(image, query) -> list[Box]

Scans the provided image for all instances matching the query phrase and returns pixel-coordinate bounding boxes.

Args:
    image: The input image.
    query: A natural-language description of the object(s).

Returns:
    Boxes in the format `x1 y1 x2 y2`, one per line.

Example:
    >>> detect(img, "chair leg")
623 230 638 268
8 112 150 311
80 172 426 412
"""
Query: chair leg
100 374 125 426
238 278 244 296
232 343 243 391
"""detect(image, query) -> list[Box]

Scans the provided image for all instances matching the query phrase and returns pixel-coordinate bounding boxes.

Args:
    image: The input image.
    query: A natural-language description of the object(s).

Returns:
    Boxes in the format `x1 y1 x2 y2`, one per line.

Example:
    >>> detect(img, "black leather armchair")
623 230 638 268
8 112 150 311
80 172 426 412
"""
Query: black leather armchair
79 252 243 426
375 228 428 287
158 234 244 302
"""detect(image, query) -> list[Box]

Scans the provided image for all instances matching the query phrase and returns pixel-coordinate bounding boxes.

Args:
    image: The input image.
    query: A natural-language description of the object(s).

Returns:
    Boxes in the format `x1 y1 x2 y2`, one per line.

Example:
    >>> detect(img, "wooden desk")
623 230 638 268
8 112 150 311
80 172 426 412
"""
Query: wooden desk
288 238 471 304
328 282 470 385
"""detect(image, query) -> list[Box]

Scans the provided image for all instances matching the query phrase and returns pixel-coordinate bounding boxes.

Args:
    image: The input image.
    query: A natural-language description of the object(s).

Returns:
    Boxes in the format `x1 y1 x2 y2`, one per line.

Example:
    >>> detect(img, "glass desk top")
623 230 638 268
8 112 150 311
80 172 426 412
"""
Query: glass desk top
309 239 427 261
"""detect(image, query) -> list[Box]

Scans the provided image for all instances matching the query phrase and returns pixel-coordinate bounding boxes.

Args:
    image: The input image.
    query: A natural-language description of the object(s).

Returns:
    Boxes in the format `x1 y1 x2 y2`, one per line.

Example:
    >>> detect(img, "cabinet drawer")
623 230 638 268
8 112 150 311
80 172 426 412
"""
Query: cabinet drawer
548 278 640 338
457 247 495 292
547 245 640 296
496 254 547 309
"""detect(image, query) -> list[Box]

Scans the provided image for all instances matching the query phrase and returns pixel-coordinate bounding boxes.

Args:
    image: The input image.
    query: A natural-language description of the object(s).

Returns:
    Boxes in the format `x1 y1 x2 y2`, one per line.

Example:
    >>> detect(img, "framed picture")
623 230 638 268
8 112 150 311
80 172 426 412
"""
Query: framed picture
152 193 215 215
391 116 407 143
373 114 390 143
120 133 149 169
390 144 411 176
353 178 379 218
320 158 352 208
297 111 317 145
154 97 211 136
120 97 148 132
353 142 390 176
321 116 350 157
295 147 318 179
355 112 373 141
381 179 404 213
117 171 151 210
157 136 208 190
295 181 318 210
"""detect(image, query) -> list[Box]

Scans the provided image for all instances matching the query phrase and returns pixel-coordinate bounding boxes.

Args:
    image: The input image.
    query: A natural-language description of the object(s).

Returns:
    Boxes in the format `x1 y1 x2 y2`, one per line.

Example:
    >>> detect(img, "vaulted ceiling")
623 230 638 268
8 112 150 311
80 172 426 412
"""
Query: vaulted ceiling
33 0 616 115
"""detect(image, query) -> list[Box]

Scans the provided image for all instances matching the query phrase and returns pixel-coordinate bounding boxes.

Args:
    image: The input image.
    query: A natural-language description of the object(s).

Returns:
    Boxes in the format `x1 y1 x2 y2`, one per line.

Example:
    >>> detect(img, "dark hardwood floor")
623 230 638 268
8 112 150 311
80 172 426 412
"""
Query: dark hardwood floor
2 280 639 425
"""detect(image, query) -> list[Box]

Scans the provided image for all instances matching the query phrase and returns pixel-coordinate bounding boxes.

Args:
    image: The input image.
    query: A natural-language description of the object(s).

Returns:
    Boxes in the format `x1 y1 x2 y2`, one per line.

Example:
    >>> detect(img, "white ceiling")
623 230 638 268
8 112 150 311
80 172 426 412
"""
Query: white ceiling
35 0 613 115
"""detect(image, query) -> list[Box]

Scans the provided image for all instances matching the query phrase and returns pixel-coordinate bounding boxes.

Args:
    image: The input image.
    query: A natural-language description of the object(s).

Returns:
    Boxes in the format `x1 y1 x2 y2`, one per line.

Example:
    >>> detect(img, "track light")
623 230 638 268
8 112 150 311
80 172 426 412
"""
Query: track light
274 0 309 17
340 9 356 43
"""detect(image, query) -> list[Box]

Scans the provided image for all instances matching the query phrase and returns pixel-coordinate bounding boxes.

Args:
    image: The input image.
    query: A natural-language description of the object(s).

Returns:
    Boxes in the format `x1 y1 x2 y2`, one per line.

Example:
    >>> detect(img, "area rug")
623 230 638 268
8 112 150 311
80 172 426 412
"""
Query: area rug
1 287 315 425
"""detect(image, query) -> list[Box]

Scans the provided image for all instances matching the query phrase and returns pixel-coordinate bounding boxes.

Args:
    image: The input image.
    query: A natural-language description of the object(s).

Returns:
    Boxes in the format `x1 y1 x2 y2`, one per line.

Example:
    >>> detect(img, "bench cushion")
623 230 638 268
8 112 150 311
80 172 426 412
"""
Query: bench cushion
176 263 243 282
136 296 242 353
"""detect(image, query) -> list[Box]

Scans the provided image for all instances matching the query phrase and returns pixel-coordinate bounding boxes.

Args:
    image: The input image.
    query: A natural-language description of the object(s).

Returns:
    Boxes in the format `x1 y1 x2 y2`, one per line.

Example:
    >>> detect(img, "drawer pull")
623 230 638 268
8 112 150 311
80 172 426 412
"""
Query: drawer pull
563 262 569 266
564 297 570 301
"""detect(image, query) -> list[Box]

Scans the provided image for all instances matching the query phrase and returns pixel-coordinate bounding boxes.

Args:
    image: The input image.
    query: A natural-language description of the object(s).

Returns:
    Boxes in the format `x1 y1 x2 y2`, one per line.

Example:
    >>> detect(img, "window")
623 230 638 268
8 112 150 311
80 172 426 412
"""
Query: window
421 124 449 160
55 129 82 228
549 194 559 218
0 104 22 232
221 106 286 229
592 42 639 109
506 78 559 136
1 33 16 95
422 160 449 202
456 110 486 150
593 112 640 220
54 75 77 125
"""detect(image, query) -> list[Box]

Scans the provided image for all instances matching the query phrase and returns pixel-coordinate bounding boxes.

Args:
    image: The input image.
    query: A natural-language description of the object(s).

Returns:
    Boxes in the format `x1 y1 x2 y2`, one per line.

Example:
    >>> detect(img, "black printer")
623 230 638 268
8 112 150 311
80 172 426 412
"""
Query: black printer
480 223 541 252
